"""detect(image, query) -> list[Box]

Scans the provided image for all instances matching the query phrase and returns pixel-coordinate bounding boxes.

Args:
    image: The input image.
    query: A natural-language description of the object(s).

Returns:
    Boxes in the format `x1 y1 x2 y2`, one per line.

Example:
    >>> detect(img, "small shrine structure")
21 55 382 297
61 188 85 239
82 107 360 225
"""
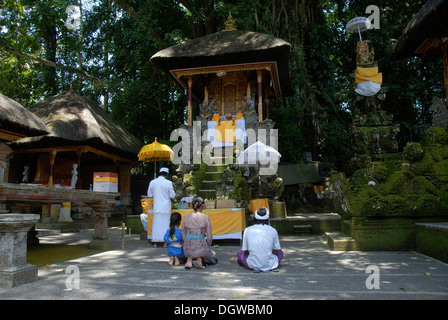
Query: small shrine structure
0 92 49 186
6 90 143 229
150 15 293 211
151 15 293 126
394 0 448 105
9 90 142 193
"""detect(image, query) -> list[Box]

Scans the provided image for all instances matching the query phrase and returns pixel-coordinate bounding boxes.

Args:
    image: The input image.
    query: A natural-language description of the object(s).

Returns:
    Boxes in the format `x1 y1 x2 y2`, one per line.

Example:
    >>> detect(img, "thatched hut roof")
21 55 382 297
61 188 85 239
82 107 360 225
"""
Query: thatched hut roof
0 92 49 138
393 0 448 59
151 29 294 97
9 90 143 161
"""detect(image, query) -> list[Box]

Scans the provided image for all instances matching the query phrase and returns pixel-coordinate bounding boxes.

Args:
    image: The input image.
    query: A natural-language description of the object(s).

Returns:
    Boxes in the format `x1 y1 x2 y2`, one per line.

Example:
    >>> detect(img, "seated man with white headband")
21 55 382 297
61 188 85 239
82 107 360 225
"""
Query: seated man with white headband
237 207 283 272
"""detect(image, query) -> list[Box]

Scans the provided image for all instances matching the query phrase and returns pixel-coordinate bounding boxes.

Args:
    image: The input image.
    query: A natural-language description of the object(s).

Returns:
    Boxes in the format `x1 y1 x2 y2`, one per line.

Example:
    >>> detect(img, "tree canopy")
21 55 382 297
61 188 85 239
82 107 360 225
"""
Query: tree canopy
0 0 444 173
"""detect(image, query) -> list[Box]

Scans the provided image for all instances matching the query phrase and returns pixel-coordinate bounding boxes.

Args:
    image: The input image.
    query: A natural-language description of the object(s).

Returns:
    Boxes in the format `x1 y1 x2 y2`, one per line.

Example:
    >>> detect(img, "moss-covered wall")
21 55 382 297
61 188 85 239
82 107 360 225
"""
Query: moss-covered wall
329 127 448 218
416 224 448 263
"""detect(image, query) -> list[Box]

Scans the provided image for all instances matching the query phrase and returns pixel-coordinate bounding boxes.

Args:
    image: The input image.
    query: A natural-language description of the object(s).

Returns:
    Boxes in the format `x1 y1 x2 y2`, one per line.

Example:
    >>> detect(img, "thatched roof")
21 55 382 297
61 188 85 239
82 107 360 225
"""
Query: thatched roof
9 90 143 161
393 0 448 59
151 29 294 97
0 92 49 137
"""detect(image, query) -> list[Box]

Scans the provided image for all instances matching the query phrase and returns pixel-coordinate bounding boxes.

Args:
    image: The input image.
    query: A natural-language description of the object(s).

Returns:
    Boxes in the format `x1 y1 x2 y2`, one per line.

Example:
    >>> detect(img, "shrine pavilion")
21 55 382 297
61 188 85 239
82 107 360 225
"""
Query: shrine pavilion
393 0 448 105
150 15 294 127
7 90 143 210
0 93 49 185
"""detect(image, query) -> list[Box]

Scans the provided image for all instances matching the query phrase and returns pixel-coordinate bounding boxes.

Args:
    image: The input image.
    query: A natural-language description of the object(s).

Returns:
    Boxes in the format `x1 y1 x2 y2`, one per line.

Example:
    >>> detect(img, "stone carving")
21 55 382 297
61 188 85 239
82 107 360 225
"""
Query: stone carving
430 96 448 129
70 163 78 188
356 40 376 67
328 127 448 217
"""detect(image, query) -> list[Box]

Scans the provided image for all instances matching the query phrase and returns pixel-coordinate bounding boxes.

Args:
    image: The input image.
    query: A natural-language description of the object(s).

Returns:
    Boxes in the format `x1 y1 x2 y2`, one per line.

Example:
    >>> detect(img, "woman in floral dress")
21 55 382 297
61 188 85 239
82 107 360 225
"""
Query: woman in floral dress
182 197 217 269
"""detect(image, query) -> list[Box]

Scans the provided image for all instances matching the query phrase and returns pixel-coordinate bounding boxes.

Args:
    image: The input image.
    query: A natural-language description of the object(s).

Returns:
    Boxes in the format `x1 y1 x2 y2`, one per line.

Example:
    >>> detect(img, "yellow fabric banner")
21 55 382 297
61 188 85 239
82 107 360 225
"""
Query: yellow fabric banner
249 198 270 214
141 198 153 213
216 120 237 142
355 66 383 85
145 208 246 237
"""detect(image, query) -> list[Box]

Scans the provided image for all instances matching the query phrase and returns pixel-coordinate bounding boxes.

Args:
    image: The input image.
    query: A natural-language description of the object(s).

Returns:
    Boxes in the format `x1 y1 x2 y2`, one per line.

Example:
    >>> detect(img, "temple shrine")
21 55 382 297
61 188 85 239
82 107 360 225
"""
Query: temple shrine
151 14 293 198
151 14 293 128
142 14 294 240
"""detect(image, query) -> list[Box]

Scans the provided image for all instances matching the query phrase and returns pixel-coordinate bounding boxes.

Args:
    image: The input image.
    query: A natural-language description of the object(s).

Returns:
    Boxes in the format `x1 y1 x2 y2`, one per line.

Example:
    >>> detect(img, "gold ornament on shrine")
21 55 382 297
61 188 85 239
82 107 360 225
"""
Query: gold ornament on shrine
224 11 236 31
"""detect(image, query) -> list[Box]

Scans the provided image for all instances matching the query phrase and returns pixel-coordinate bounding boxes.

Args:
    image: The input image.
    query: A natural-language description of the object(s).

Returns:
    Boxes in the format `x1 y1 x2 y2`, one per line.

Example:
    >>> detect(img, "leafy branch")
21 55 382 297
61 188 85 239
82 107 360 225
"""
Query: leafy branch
0 37 123 96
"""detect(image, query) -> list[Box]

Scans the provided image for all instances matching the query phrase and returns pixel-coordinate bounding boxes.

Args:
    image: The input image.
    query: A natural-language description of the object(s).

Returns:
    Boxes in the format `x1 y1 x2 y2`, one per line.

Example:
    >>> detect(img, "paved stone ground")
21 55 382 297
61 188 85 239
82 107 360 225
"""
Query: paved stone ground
1 228 447 301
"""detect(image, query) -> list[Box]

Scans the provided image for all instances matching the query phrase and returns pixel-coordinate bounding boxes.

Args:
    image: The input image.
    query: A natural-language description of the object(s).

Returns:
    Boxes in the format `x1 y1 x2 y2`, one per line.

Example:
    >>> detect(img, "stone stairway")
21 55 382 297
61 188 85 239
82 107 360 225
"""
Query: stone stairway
325 231 358 251
293 224 312 235
198 147 233 199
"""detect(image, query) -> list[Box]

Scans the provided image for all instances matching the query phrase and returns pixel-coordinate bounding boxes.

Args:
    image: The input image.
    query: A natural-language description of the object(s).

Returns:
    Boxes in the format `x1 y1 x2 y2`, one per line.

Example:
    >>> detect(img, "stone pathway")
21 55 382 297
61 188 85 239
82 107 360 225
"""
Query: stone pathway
0 229 447 300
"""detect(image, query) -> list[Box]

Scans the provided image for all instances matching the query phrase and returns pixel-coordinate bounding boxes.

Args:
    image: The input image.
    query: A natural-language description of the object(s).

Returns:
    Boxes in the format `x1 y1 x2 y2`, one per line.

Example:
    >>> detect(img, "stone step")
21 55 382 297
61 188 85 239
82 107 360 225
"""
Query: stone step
293 224 312 234
206 165 226 172
202 181 218 188
209 158 234 165
204 171 224 181
36 228 61 236
198 189 216 199
325 231 358 251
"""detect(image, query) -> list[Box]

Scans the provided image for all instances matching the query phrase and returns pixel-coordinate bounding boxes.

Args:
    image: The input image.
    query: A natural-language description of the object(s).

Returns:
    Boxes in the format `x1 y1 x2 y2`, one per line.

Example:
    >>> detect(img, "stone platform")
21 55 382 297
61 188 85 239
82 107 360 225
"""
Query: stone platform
1 228 447 300
270 213 341 235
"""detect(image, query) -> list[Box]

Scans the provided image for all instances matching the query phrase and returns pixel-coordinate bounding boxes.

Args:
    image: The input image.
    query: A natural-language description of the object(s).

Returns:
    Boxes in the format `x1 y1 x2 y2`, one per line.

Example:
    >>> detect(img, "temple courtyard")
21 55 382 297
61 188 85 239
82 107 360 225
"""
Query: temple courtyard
0 227 447 300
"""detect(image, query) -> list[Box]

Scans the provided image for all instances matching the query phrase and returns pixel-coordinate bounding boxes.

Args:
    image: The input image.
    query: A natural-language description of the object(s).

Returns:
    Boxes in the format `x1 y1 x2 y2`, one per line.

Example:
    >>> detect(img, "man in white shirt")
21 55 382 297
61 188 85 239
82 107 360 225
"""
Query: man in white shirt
237 207 283 272
145 167 176 247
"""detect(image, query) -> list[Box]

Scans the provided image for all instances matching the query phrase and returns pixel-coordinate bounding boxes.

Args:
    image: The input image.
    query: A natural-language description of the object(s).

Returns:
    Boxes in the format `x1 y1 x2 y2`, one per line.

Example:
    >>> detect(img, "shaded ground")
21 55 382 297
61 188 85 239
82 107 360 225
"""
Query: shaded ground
2 228 447 301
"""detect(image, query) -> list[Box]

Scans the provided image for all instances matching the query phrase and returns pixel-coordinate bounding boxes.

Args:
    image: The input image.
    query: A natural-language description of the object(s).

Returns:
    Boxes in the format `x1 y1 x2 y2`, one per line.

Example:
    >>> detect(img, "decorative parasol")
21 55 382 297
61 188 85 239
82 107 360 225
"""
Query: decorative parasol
237 139 281 196
138 138 174 178
346 17 371 41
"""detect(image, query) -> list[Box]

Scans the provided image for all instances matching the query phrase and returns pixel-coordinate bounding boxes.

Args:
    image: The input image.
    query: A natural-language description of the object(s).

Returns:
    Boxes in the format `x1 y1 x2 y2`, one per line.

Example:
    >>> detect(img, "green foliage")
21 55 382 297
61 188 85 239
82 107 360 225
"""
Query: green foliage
0 0 445 176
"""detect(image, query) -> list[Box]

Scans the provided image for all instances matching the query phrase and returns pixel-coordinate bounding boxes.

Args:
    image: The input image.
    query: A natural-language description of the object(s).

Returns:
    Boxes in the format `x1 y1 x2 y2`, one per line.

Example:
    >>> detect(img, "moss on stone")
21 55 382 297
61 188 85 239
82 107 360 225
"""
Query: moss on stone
403 142 424 162
422 126 448 147
329 127 448 217
367 161 387 181
433 160 448 182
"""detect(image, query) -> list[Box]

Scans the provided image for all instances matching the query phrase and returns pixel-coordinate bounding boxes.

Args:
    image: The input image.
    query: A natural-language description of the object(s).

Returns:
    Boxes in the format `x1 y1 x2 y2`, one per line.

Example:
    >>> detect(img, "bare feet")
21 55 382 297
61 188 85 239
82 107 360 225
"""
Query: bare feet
192 258 204 269
185 257 193 269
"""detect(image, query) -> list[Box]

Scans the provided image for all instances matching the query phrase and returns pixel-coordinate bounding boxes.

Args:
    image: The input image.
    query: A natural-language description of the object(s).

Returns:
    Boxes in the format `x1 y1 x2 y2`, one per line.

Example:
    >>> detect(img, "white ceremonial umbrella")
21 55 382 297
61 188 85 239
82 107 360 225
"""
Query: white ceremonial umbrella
346 17 371 41
237 139 281 196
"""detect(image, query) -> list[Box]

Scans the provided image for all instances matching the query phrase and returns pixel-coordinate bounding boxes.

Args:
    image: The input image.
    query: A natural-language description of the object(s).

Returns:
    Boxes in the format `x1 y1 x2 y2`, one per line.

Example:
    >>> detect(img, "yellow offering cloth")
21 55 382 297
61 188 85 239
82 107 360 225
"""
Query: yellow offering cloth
210 113 245 143
146 208 246 239
355 66 383 85
249 198 270 214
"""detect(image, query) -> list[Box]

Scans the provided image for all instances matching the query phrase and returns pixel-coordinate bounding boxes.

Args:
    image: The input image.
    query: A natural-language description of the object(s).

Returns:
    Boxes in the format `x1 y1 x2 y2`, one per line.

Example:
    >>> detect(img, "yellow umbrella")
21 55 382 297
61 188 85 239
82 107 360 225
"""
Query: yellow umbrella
138 138 174 178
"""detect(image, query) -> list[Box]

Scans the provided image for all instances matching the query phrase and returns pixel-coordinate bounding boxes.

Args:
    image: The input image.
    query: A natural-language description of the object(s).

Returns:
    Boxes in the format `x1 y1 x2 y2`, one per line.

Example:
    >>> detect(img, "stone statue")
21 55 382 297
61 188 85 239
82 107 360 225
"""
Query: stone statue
272 177 284 200
22 165 29 183
0 161 6 183
70 163 78 188
172 175 186 201
356 40 375 67
430 97 448 129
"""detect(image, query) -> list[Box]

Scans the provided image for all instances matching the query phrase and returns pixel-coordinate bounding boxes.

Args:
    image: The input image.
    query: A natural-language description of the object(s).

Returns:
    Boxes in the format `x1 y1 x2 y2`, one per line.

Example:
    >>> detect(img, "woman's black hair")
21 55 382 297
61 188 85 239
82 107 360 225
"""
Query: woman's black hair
192 197 205 211
169 212 182 237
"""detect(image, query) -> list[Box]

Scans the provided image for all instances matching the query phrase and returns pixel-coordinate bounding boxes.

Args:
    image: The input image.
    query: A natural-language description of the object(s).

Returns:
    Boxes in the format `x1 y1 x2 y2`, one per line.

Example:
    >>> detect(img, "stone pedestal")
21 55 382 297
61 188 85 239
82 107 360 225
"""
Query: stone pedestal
0 214 39 287
89 204 113 250
269 201 287 218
